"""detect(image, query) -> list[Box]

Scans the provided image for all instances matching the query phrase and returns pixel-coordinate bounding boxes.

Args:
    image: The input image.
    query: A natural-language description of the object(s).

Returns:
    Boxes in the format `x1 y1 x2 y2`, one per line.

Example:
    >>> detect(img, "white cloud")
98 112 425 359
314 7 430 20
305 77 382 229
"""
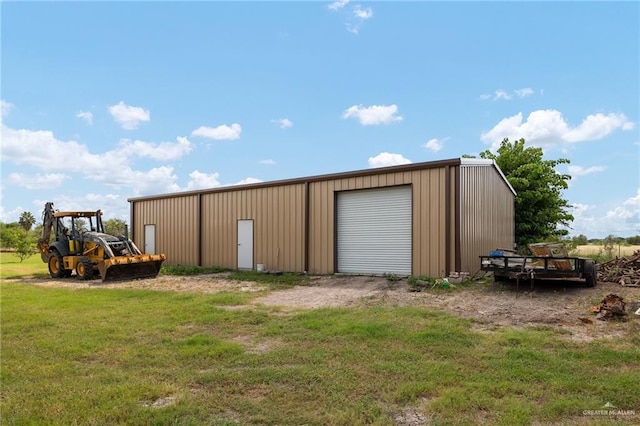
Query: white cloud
564 113 635 142
368 152 412 168
259 159 276 165
568 190 640 238
329 1 372 34
0 205 26 223
343 104 402 125
233 177 263 186
424 138 445 152
124 166 181 195
605 188 640 226
108 101 150 130
191 123 242 140
186 170 221 190
272 118 293 129
494 90 512 101
118 136 193 161
0 124 185 192
77 111 93 125
481 109 635 150
8 172 69 190
1 100 14 118
480 88 534 101
1 124 128 174
346 6 373 34
328 0 349 10
568 165 606 176
515 88 534 98
353 6 373 19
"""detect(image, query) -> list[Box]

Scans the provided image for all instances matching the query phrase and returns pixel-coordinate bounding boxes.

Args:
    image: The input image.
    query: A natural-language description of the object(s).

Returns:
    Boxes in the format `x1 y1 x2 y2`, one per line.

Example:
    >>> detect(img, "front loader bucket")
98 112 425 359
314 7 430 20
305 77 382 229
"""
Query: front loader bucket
98 254 166 282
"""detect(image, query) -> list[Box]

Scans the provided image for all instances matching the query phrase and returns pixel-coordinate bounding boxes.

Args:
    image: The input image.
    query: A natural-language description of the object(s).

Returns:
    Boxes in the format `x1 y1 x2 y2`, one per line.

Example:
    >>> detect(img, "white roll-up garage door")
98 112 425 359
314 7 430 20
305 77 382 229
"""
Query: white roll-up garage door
337 186 412 275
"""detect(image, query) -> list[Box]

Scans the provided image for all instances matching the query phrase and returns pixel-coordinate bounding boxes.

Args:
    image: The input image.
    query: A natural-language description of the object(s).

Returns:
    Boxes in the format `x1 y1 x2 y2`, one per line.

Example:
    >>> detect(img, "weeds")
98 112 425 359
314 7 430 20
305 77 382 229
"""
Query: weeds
228 270 308 288
383 272 402 289
160 265 231 275
407 275 477 292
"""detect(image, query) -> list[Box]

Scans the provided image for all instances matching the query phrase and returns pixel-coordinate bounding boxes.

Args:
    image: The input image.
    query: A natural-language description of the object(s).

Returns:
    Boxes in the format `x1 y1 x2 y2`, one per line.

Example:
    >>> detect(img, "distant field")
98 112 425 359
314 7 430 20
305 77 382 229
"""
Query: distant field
0 252 48 279
573 244 640 256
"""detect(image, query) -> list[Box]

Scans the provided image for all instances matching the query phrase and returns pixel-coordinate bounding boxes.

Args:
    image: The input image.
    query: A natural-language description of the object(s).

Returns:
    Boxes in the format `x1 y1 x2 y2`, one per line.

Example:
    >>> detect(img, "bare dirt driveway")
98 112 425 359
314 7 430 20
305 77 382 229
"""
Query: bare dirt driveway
11 273 640 342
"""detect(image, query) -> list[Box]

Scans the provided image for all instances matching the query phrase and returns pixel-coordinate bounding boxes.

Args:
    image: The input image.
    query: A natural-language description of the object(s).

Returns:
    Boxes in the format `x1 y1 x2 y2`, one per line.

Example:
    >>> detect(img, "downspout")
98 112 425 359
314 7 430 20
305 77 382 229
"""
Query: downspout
455 165 461 271
444 166 451 275
130 201 135 245
304 181 310 273
198 193 202 267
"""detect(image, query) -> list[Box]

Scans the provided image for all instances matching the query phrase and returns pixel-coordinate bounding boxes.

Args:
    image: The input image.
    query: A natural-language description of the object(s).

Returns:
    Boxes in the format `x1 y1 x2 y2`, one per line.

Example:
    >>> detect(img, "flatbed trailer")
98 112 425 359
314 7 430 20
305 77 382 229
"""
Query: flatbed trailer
480 244 597 289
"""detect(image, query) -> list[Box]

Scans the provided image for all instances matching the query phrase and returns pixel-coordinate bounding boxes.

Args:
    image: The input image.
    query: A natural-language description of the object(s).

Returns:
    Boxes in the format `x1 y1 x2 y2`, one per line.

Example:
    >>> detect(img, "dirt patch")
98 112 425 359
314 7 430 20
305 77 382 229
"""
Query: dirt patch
7 274 639 341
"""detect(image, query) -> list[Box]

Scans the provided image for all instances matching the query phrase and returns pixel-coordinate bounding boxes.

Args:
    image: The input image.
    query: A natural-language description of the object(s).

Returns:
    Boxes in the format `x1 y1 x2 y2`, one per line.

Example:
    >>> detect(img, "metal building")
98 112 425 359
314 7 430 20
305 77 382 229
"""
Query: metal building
128 158 515 277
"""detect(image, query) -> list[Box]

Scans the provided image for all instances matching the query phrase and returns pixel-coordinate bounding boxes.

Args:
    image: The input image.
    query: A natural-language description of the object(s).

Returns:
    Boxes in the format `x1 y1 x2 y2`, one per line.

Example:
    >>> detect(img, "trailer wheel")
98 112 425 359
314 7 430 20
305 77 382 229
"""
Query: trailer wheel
76 257 94 280
48 251 66 279
584 259 596 288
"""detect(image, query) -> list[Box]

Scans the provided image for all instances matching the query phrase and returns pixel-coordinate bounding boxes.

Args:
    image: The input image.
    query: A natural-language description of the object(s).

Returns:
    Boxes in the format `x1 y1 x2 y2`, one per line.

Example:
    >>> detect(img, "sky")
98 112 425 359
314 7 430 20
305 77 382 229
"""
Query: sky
1 1 639 239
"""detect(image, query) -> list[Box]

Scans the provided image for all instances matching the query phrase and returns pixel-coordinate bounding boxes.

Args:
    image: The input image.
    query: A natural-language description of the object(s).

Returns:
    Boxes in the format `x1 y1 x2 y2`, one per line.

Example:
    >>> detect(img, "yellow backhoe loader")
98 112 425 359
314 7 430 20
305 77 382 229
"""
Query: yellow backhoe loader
37 202 166 281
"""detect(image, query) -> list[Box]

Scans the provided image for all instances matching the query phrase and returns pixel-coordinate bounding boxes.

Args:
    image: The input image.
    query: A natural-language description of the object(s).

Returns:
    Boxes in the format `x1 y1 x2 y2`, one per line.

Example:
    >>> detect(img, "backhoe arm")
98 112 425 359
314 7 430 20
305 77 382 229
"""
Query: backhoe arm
38 202 56 262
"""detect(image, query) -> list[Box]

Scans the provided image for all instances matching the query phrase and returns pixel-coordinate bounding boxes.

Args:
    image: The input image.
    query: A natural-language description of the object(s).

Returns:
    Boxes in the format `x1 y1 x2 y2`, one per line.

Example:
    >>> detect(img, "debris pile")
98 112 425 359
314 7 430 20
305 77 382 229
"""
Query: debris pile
590 294 627 320
596 251 640 286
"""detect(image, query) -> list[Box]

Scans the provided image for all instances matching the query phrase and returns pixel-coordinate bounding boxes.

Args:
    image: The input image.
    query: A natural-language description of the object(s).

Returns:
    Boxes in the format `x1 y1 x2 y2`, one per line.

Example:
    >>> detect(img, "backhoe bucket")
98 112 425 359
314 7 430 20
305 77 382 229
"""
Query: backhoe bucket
98 254 166 282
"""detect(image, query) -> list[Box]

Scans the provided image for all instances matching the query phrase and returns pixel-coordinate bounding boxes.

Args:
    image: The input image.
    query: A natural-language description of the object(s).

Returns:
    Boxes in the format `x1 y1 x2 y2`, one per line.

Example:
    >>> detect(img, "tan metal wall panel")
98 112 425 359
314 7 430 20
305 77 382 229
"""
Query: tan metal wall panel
459 165 515 274
131 195 199 266
200 184 305 271
307 168 448 276
411 168 448 278
130 162 513 277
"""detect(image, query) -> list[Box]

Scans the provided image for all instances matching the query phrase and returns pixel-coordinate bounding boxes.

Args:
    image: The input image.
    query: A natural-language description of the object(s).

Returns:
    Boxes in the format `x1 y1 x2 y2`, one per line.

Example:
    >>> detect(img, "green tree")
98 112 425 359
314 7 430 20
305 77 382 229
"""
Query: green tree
103 218 127 237
603 234 616 259
626 235 640 245
480 138 573 248
74 218 88 232
18 211 36 235
0 222 22 248
14 237 36 262
0 221 37 262
572 234 588 246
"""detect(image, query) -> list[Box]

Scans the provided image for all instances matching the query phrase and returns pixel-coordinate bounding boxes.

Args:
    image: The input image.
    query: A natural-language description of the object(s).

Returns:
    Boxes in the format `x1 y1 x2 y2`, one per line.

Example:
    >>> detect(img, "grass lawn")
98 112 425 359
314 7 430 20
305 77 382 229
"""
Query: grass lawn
2 281 639 425
0 252 49 279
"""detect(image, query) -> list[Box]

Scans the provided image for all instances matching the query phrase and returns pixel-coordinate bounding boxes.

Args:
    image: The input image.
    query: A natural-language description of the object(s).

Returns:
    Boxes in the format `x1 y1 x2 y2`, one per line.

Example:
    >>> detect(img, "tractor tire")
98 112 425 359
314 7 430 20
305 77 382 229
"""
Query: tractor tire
76 257 94 280
584 259 597 288
48 251 66 279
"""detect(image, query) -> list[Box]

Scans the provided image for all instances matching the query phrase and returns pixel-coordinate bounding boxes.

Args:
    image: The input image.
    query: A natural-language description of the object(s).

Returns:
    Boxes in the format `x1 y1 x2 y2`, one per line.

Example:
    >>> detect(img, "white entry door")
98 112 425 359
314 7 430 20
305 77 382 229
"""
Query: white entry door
237 220 254 270
144 224 156 254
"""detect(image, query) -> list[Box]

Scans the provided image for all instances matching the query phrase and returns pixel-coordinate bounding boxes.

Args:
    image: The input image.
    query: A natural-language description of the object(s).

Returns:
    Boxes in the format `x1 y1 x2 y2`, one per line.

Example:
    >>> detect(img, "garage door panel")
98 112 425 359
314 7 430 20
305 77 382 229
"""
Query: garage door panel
337 186 412 275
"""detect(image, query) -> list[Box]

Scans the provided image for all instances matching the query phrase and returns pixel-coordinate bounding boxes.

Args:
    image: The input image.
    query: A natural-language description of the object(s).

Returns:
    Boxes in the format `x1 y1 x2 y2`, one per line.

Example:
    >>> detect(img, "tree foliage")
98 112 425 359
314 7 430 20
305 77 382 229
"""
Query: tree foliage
103 218 127 237
572 234 588 246
18 211 36 234
0 222 22 248
480 138 573 248
626 235 640 245
0 221 37 262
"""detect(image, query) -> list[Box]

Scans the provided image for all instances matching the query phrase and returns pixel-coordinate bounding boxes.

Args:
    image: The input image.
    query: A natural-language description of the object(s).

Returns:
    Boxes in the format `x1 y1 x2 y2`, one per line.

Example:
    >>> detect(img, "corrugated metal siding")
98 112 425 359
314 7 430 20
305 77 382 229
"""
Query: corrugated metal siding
131 195 199 266
130 163 496 277
412 168 448 277
459 165 515 274
337 186 412 275
200 184 305 271
307 168 450 277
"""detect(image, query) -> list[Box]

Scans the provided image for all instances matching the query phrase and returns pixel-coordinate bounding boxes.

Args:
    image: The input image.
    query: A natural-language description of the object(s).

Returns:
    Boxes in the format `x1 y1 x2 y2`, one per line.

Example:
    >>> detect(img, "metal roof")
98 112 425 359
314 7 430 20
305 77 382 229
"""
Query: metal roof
128 157 515 202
